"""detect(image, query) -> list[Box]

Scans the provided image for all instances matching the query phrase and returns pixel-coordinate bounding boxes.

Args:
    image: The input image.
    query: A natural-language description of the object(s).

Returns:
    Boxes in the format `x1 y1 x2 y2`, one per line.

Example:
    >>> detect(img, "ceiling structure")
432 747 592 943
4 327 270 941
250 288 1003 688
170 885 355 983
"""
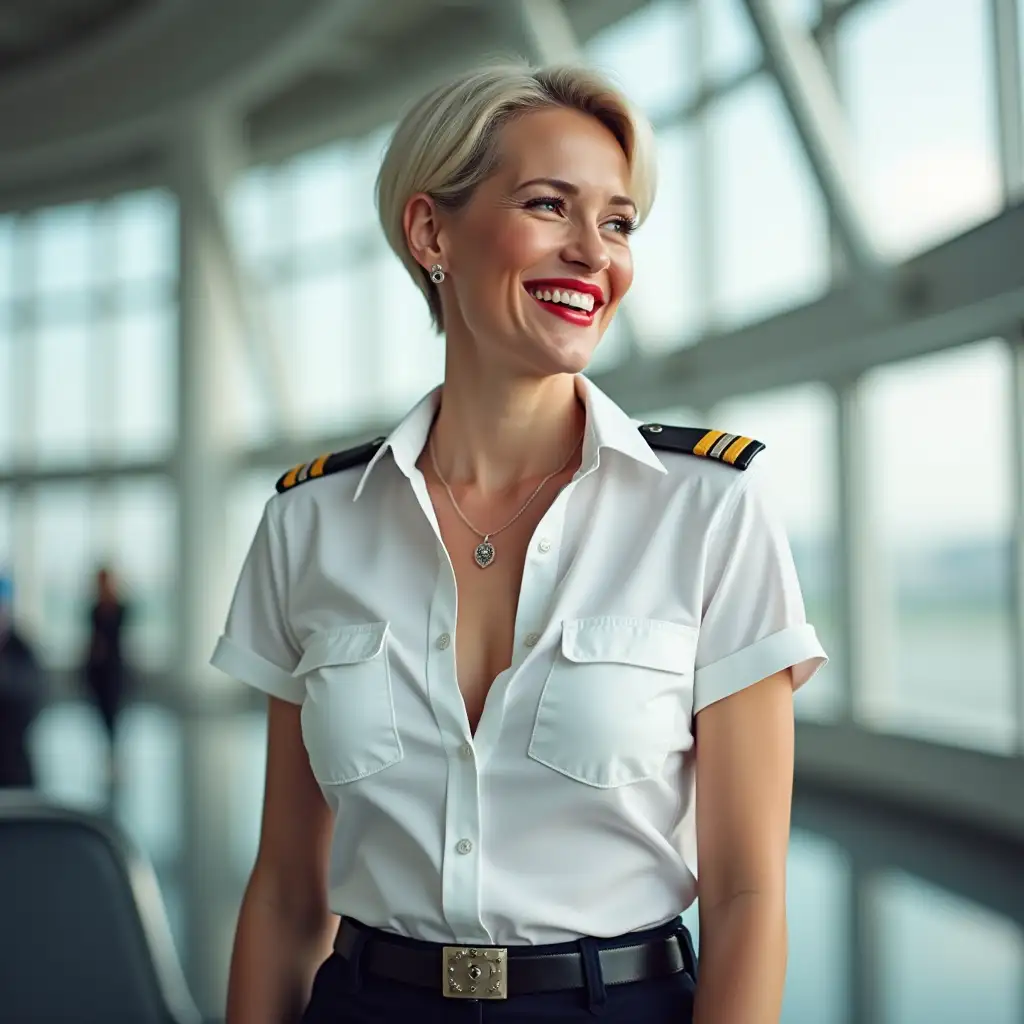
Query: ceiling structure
0 0 650 209
0 0 146 79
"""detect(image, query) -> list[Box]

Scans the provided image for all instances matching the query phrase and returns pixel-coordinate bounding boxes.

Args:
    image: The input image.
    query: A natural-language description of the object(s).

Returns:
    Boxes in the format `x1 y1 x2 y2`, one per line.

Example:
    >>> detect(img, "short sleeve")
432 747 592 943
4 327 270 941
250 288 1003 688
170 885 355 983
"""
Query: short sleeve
209 499 305 704
693 465 828 715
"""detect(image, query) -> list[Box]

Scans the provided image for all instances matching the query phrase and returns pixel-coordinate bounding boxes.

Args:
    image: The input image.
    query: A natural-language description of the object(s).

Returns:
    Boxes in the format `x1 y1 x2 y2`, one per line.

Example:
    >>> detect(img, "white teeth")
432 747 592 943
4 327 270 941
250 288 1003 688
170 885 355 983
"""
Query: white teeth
529 286 598 313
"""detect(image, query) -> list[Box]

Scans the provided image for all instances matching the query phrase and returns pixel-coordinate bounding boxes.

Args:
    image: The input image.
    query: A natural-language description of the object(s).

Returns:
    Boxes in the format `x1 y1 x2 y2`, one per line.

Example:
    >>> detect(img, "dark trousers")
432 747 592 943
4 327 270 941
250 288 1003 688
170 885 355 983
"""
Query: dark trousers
301 917 697 1023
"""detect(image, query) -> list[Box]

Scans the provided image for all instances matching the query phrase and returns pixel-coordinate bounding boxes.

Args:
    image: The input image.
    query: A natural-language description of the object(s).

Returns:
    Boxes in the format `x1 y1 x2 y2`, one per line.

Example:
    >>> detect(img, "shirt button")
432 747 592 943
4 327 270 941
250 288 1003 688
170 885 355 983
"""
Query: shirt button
437 633 451 650
524 632 541 648
458 743 473 760
538 538 552 553
456 839 474 855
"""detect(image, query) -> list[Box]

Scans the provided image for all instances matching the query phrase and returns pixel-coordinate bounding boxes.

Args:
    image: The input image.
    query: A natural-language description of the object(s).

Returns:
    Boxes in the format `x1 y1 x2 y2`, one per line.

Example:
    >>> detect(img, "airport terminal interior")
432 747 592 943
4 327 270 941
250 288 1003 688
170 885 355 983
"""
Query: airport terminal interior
0 0 1023 1021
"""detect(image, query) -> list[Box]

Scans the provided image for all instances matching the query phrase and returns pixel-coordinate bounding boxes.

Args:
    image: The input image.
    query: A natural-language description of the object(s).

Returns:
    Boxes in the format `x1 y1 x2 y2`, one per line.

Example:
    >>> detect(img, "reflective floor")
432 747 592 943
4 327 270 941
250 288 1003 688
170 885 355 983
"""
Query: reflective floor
26 704 1024 1024
684 784 1024 1024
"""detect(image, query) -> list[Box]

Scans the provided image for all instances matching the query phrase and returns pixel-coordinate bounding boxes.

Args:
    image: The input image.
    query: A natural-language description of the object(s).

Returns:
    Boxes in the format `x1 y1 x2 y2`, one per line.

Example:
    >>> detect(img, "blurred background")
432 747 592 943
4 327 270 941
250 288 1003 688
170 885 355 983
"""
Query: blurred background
0 0 1022 1021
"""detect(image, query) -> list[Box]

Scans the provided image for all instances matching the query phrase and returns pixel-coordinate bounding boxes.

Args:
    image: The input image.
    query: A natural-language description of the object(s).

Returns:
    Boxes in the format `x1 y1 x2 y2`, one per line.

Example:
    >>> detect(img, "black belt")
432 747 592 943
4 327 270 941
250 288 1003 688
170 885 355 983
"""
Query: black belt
334 918 693 1001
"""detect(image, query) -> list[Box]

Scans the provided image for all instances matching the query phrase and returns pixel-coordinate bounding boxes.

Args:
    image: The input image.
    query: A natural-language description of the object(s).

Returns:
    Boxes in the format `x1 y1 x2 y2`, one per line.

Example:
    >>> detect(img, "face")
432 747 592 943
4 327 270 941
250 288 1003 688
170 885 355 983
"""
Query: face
408 106 637 377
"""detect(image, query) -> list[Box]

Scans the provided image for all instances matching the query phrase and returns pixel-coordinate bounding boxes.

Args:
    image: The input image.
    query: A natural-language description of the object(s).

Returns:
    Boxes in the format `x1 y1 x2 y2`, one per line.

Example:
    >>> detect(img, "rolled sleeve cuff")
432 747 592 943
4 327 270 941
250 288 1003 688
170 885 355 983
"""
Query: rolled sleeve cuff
210 635 304 704
693 623 828 715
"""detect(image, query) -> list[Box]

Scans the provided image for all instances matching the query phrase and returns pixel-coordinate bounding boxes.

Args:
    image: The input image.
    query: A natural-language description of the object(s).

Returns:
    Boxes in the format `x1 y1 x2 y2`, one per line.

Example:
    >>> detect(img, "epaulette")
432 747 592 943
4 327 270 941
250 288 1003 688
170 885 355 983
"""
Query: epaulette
637 424 764 470
275 437 385 493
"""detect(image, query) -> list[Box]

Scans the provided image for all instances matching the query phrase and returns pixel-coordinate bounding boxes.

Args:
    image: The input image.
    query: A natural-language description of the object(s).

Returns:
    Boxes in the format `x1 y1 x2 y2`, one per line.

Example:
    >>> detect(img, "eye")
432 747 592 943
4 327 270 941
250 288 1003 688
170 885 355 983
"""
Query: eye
523 196 566 214
605 215 638 237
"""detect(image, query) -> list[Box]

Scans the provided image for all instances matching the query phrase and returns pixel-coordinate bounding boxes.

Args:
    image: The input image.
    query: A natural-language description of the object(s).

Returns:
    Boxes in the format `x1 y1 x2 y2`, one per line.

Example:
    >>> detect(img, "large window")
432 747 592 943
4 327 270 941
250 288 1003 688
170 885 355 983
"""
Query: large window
709 75 831 327
839 0 1003 257
629 124 703 351
229 134 414 443
3 193 177 467
710 384 842 719
586 0 697 121
860 340 1014 751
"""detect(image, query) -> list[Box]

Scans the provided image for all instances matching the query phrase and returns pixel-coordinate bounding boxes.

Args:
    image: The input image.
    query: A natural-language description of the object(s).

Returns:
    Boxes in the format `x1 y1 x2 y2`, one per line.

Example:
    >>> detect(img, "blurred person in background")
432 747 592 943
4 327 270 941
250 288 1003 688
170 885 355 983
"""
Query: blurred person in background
213 60 826 1024
0 573 46 789
81 566 132 792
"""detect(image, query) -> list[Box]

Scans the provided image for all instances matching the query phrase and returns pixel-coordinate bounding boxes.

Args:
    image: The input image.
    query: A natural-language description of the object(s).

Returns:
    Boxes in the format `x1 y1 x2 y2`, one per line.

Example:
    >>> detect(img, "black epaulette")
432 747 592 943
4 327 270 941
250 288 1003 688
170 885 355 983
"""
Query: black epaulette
275 437 386 494
637 423 765 470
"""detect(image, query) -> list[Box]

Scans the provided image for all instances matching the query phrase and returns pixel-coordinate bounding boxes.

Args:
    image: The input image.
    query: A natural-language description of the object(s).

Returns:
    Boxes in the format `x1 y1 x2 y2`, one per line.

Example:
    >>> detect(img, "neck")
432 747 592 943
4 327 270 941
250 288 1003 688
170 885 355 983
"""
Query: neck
429 365 586 495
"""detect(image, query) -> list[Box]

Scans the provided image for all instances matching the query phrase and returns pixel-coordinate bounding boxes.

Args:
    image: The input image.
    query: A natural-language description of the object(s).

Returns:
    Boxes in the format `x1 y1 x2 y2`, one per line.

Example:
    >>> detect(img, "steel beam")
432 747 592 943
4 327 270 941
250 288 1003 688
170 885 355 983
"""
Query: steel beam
990 0 1024 754
991 0 1024 201
740 0 883 291
1011 327 1024 757
171 112 296 438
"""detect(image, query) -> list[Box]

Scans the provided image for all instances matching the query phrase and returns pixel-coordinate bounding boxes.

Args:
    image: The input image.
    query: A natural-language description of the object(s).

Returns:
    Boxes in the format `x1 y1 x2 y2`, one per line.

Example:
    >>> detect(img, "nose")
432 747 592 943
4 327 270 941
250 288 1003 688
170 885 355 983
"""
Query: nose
561 221 611 274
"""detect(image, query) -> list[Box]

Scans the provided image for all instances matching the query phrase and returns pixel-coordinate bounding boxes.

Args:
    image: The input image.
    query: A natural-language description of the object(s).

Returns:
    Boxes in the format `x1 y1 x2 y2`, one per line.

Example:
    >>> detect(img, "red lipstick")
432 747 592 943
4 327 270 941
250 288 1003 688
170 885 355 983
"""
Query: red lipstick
523 278 605 327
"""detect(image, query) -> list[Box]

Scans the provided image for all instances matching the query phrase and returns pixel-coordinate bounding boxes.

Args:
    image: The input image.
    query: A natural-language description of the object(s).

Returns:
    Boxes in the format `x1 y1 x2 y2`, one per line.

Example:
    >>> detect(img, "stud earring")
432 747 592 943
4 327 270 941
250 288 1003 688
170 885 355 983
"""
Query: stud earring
429 264 445 284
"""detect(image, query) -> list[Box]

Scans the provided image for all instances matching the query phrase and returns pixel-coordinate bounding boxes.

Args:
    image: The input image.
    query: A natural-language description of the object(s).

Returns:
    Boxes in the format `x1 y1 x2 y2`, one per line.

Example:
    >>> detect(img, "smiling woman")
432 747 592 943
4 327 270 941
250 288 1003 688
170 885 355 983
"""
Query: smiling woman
212 59 827 1024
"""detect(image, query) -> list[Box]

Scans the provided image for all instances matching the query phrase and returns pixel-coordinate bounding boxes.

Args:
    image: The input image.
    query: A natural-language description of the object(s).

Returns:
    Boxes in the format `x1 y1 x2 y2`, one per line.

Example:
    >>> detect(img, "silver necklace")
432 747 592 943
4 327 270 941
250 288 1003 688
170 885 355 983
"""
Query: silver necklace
428 427 584 568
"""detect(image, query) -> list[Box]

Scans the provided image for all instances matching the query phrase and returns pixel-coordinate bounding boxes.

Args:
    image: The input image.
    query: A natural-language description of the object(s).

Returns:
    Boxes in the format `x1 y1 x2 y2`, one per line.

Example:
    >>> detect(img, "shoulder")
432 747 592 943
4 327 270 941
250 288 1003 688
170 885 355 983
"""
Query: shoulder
636 423 765 471
275 437 386 495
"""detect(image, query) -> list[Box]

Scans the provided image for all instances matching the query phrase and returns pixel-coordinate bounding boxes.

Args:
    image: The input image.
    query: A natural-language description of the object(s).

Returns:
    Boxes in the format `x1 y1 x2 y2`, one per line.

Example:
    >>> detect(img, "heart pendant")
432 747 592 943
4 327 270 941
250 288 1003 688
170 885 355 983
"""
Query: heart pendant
474 541 495 568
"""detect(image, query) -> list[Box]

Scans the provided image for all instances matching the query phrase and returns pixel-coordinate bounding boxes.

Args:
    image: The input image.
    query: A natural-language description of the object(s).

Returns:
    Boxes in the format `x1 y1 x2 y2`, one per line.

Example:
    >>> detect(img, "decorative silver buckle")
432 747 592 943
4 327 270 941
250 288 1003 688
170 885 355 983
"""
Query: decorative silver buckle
442 946 508 999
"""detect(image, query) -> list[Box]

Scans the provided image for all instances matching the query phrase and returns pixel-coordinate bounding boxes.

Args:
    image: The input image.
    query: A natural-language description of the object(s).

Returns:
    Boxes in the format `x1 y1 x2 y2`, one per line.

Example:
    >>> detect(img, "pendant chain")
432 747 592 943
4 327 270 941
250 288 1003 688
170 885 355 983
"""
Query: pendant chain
428 426 584 567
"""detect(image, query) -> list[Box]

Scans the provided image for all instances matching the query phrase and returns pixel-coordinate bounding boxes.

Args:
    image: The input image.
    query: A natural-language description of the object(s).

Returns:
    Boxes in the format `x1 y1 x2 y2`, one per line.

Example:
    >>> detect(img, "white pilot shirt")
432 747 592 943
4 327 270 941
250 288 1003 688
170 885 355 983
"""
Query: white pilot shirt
211 375 828 946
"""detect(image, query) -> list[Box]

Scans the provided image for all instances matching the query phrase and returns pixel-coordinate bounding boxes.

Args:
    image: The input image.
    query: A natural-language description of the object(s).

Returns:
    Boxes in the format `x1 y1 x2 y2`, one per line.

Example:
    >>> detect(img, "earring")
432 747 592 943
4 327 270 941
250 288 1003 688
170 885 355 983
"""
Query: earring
429 264 445 284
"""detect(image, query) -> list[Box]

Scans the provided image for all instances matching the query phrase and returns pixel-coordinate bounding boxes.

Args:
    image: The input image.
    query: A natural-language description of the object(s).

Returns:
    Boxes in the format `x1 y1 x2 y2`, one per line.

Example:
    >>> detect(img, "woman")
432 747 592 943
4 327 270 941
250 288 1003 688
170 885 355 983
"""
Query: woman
212 61 827 1024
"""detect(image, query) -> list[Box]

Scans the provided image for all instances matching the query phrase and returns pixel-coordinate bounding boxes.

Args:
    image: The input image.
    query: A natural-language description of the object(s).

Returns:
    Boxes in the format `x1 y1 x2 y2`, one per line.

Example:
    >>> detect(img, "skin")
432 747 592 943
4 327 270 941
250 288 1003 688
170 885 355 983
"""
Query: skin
403 105 636 492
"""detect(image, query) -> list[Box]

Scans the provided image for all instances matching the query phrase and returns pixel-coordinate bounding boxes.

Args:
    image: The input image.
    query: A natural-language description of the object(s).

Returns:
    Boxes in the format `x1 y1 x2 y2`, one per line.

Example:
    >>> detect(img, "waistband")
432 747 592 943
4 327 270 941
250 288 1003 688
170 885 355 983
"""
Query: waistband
334 916 698 1001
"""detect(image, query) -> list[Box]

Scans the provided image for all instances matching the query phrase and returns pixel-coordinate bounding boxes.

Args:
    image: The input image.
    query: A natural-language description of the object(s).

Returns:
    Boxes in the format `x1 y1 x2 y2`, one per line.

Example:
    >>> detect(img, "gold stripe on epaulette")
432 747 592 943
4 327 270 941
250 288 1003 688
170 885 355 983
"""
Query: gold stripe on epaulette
723 435 754 465
308 454 331 479
693 429 724 457
281 464 303 490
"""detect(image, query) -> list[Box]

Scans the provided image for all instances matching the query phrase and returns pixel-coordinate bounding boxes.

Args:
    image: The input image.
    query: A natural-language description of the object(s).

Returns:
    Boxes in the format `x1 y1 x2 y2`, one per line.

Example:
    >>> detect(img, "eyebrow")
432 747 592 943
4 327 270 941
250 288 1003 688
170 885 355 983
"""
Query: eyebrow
513 177 637 215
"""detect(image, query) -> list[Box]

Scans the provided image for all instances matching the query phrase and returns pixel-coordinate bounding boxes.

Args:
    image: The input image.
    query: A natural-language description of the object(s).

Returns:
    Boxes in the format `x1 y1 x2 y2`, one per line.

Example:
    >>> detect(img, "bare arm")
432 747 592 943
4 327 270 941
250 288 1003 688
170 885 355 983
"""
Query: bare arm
226 696 338 1024
692 668 795 1024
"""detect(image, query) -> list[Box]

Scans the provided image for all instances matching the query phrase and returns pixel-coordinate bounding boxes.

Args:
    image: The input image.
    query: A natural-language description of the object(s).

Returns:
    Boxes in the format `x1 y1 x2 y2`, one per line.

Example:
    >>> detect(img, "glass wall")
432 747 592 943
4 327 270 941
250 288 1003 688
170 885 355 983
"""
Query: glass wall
0 193 181 941
859 340 1015 751
838 0 1003 257
709 384 843 720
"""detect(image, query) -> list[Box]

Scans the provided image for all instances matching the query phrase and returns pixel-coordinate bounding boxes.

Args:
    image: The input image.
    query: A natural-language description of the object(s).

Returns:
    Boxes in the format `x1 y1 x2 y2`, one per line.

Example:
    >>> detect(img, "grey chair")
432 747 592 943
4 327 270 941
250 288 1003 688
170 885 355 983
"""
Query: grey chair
0 791 202 1024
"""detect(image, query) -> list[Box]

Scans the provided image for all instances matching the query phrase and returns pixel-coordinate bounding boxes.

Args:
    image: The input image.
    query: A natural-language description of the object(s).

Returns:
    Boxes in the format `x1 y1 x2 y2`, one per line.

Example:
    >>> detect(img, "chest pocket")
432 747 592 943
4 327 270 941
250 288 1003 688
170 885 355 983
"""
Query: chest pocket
528 617 696 788
294 622 403 785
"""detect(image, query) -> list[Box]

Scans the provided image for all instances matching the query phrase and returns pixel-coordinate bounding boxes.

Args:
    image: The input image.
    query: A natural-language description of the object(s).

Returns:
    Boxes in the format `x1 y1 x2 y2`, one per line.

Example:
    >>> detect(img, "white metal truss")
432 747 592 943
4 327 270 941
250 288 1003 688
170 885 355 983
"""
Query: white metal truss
992 0 1024 202
740 0 885 297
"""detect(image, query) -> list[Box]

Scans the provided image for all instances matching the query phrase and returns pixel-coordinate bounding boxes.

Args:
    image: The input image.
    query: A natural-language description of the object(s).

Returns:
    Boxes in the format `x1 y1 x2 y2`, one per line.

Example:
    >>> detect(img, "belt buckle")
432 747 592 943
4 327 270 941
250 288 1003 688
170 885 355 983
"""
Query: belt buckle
441 945 508 999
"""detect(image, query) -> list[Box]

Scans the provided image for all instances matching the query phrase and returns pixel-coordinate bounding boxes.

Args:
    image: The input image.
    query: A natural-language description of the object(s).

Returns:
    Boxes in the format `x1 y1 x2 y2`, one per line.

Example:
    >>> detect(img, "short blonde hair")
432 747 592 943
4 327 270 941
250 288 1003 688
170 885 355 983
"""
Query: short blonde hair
375 59 657 332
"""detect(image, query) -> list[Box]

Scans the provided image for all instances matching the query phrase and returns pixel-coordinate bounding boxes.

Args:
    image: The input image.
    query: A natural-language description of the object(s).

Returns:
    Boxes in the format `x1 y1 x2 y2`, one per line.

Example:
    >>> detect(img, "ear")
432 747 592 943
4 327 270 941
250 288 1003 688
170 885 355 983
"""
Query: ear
403 193 445 272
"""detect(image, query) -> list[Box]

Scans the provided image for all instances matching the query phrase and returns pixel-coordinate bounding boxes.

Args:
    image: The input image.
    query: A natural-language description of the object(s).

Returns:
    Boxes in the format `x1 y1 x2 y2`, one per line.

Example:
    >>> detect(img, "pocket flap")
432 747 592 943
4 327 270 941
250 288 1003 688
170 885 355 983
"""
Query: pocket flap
292 622 390 676
561 617 696 674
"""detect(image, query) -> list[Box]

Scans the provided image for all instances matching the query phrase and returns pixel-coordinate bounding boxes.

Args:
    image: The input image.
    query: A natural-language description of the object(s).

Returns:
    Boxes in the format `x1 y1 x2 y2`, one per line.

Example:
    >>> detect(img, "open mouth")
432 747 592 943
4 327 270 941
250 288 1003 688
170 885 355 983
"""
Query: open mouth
524 282 603 325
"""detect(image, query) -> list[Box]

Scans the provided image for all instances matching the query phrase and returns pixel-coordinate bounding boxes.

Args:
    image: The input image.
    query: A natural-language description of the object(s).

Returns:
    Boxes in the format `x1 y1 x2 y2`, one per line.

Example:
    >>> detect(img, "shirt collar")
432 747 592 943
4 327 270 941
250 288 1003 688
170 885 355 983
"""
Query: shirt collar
352 375 665 501
576 374 667 476
353 385 442 500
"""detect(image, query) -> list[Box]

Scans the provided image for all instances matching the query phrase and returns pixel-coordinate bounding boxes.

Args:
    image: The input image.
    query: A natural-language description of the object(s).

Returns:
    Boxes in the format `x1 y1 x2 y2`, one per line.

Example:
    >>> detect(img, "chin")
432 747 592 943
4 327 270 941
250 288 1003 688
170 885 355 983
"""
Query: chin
539 331 600 376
